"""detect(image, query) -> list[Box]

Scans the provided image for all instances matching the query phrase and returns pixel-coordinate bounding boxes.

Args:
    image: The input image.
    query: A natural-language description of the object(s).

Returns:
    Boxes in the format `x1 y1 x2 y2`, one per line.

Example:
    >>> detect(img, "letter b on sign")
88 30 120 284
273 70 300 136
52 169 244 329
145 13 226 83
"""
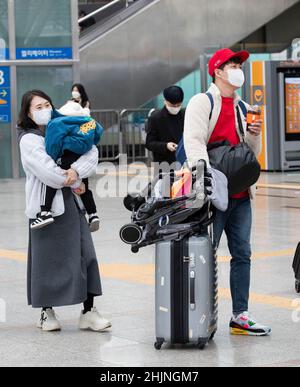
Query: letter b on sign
0 70 4 85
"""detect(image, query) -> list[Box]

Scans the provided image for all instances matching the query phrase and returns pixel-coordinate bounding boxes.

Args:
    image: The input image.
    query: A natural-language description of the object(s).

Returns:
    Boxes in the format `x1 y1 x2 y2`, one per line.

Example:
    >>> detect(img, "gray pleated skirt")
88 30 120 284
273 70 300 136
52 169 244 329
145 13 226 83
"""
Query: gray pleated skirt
27 188 102 308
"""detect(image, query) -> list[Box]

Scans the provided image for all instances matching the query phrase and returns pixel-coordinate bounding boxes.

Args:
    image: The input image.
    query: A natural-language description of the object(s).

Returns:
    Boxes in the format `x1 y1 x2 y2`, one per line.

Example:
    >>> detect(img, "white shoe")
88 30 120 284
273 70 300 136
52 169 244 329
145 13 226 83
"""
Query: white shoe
37 309 61 332
79 307 112 332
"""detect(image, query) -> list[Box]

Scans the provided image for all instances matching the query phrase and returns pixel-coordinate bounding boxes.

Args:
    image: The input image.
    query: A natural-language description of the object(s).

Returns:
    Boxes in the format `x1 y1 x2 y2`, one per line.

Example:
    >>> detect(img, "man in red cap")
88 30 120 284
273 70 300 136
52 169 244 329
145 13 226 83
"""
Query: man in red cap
184 48 271 336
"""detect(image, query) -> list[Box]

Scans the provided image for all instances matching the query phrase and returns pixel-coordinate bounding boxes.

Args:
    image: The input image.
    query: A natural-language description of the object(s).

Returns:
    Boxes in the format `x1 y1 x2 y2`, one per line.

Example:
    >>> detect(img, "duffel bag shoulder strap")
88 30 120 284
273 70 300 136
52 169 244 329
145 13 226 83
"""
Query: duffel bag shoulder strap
238 101 247 117
236 105 246 142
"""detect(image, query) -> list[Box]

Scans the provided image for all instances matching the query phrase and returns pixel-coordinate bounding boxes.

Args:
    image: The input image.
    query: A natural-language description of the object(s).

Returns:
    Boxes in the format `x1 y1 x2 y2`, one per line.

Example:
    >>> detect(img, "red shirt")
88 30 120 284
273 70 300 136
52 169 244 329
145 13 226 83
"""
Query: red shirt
208 96 249 199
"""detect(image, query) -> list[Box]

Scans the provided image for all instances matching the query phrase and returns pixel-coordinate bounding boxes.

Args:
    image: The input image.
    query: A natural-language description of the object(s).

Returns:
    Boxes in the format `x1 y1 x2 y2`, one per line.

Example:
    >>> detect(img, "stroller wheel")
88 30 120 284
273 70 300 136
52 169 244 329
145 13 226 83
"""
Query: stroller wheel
120 224 143 245
131 246 140 254
123 194 145 212
296 280 300 294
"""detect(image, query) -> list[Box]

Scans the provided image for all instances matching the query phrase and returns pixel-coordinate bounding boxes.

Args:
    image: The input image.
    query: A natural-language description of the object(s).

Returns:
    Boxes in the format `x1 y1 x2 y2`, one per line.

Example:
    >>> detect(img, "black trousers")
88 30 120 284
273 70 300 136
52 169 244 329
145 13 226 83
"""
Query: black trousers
43 292 95 312
41 150 97 215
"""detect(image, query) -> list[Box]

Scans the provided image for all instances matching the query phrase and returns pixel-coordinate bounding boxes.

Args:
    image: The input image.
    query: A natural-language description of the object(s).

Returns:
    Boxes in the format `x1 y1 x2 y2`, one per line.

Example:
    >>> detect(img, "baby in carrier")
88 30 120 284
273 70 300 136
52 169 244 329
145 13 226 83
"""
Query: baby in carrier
31 101 104 232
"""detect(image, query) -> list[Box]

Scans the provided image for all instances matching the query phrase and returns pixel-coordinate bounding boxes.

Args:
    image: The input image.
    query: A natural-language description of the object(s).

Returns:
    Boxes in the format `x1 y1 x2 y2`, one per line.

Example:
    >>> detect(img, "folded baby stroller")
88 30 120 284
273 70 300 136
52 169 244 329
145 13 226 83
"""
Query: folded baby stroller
120 160 215 253
120 160 218 350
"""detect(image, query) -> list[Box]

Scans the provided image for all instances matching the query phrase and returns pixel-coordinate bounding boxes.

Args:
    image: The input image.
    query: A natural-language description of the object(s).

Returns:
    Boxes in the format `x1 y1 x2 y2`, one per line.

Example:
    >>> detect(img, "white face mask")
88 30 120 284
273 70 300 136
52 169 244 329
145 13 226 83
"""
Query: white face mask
166 105 182 115
31 108 52 126
227 69 245 88
72 91 81 100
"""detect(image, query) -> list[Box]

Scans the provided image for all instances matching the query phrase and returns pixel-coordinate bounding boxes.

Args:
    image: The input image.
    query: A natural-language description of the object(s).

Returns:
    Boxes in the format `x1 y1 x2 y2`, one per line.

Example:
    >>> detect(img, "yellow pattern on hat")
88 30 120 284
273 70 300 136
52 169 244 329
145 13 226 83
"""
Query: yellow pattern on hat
79 119 96 135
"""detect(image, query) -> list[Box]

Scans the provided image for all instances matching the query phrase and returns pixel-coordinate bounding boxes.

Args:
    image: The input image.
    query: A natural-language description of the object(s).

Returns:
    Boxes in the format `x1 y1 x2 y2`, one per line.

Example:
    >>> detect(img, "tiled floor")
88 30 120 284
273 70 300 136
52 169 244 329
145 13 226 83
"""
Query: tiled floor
0 170 300 367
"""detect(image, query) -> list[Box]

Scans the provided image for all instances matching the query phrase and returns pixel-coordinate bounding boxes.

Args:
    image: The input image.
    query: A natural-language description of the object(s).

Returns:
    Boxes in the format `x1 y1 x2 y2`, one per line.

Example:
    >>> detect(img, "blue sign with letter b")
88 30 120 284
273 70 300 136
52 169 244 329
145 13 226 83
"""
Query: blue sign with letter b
0 67 11 124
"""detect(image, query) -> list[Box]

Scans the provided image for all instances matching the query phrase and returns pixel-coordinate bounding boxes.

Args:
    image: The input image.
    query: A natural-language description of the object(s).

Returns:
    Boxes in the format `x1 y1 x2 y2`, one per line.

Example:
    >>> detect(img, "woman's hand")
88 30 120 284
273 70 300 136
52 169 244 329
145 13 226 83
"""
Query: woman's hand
64 168 79 186
73 182 86 196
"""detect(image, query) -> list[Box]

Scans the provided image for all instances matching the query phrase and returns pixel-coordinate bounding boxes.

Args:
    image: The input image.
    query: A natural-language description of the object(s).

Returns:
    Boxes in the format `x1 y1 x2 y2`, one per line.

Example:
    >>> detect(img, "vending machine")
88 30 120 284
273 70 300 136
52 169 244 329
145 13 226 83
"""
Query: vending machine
277 64 300 171
245 60 300 171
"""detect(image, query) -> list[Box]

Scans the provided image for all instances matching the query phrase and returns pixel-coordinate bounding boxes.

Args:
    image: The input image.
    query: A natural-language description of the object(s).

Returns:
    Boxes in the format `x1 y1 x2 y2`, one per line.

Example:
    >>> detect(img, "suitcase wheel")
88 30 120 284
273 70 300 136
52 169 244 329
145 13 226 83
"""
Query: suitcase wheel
197 339 207 350
154 339 164 350
296 280 300 294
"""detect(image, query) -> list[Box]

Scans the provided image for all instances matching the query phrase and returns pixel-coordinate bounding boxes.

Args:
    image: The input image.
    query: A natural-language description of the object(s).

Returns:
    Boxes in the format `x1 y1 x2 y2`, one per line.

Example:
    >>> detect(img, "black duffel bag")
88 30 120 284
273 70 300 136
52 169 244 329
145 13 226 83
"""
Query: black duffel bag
207 107 261 196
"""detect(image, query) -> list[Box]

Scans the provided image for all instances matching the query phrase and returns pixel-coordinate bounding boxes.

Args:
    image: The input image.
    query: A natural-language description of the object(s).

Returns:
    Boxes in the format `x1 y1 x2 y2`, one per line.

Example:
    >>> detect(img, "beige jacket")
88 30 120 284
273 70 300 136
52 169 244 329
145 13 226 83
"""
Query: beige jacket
184 83 262 198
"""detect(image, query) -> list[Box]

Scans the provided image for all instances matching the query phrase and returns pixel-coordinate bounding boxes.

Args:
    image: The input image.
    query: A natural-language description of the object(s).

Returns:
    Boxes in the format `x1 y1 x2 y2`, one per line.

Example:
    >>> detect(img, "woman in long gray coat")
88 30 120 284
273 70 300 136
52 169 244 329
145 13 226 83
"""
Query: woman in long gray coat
18 89 111 332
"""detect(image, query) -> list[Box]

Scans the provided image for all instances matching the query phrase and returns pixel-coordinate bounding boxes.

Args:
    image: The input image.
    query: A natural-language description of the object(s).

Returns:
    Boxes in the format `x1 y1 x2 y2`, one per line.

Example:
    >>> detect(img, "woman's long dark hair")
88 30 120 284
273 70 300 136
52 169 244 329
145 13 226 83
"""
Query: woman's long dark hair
17 90 55 129
72 83 90 108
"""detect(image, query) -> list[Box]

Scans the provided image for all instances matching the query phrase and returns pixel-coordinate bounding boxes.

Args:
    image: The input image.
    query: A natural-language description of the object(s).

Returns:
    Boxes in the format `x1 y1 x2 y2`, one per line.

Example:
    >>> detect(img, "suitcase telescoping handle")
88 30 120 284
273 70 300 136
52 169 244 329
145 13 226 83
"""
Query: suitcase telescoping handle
190 271 196 310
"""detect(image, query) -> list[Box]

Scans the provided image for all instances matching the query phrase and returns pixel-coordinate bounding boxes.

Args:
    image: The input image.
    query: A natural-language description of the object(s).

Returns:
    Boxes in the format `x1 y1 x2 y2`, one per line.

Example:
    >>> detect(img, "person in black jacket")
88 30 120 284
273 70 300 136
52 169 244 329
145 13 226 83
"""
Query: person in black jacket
146 86 185 164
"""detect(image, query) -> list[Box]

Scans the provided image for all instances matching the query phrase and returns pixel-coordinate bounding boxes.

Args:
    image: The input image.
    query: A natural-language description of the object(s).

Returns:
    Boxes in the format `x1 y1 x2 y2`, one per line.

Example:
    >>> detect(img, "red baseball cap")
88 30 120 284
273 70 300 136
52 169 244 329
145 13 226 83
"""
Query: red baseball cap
208 48 250 77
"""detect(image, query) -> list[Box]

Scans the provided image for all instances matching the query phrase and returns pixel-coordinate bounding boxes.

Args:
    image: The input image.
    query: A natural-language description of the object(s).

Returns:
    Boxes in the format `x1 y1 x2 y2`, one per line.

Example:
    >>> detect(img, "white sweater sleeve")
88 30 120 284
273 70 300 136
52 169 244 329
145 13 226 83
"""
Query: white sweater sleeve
245 132 262 158
20 134 67 189
70 145 98 179
184 94 211 167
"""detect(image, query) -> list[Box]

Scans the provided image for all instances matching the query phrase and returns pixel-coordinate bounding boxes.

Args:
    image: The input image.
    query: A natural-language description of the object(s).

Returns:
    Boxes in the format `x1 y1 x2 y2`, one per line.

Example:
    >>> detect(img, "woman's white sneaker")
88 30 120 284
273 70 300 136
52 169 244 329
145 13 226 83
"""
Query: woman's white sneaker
79 307 112 332
37 309 61 332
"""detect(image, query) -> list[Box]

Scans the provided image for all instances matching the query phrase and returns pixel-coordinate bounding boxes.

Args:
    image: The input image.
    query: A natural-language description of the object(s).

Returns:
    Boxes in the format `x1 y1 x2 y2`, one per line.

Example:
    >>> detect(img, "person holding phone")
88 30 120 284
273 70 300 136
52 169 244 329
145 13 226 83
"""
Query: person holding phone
146 86 185 165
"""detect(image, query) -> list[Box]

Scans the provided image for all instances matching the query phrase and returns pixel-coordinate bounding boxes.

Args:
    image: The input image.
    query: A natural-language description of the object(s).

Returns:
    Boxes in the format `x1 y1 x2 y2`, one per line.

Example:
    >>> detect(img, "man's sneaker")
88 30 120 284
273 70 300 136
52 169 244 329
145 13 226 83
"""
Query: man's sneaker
89 214 100 233
79 307 112 332
37 309 61 332
230 312 271 336
31 212 54 230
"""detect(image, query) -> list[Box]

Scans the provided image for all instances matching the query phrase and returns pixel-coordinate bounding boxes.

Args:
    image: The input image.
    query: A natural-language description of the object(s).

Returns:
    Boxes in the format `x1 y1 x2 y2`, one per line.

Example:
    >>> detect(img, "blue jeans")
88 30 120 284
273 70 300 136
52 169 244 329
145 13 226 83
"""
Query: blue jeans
213 197 252 315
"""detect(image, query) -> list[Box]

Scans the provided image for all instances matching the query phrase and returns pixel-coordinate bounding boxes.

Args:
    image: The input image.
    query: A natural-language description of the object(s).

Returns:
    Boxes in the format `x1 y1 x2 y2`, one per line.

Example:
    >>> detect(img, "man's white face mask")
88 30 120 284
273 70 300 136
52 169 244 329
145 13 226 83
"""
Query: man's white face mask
226 68 245 88
166 105 182 115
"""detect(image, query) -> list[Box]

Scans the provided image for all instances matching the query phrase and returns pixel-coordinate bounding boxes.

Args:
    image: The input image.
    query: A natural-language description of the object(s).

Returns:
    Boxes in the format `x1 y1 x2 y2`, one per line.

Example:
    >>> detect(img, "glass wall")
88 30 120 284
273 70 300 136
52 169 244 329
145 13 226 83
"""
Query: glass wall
0 123 12 178
144 53 273 110
16 65 74 176
0 0 77 178
0 0 9 60
17 66 74 109
143 71 201 110
15 0 72 59
0 1 12 177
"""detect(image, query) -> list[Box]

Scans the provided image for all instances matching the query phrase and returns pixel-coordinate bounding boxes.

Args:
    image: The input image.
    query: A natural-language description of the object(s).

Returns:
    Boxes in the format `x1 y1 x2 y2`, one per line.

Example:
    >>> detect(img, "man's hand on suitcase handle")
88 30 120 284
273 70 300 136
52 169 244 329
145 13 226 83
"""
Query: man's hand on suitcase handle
204 170 213 196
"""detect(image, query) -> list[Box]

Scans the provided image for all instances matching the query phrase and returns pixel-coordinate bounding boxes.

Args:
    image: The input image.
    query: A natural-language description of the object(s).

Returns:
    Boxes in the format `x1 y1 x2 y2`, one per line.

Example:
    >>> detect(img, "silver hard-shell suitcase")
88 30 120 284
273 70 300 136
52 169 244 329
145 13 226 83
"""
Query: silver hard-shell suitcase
155 234 218 350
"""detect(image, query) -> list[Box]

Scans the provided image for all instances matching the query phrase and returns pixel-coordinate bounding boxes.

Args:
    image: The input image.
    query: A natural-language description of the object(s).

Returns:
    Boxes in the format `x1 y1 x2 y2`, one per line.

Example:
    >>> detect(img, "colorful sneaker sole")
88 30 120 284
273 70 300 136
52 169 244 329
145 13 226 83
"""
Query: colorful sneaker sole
230 327 271 336
231 327 250 336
